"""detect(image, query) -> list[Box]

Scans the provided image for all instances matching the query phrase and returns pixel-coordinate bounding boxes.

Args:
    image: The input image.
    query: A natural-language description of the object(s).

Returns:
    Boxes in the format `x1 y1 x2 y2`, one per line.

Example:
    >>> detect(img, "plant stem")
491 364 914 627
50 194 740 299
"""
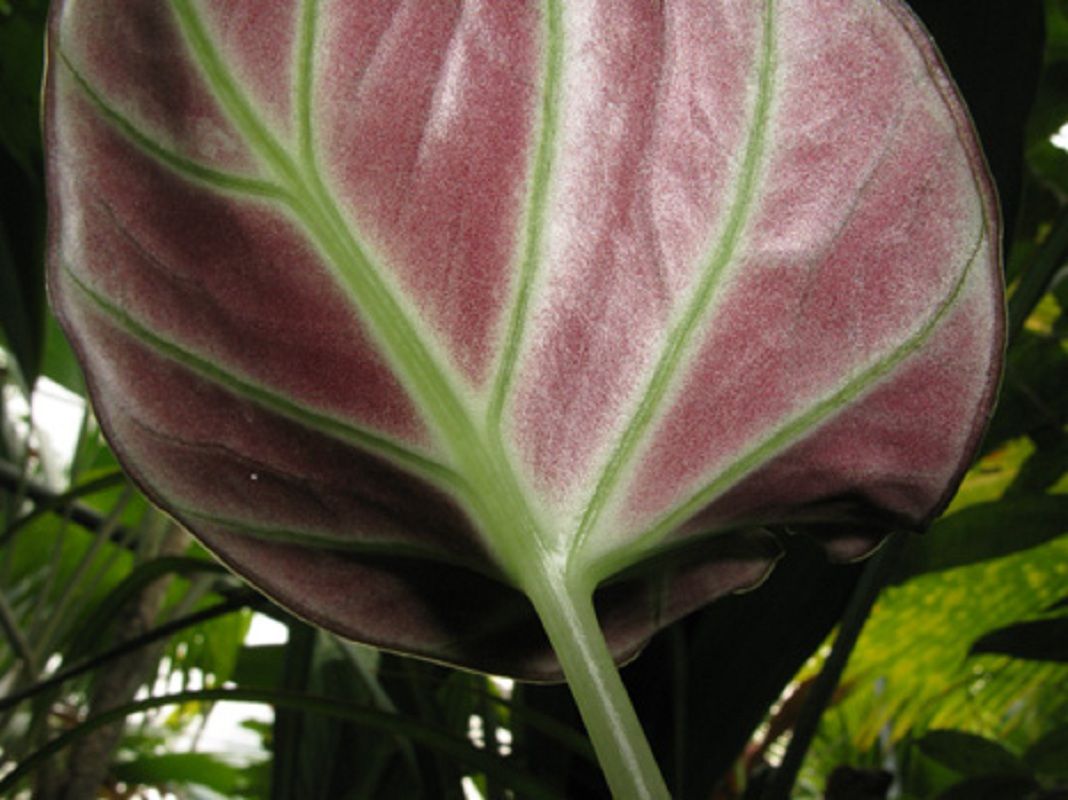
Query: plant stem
0 589 35 674
762 531 907 800
0 688 560 800
526 568 670 800
0 592 256 714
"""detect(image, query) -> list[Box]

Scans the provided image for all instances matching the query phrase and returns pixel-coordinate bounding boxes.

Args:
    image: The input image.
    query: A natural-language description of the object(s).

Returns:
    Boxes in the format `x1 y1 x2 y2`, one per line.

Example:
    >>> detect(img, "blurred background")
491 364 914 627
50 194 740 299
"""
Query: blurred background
1 1 1066 798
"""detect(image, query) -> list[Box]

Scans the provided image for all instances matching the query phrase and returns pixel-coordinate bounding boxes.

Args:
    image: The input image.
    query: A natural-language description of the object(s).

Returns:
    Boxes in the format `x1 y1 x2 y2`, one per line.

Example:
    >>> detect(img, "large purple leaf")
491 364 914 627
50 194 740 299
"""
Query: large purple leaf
46 0 1002 679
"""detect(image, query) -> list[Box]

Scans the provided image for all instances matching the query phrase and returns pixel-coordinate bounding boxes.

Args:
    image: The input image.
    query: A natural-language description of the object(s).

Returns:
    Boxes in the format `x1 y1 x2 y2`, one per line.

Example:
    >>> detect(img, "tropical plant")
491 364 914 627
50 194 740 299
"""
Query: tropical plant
0 1 1064 799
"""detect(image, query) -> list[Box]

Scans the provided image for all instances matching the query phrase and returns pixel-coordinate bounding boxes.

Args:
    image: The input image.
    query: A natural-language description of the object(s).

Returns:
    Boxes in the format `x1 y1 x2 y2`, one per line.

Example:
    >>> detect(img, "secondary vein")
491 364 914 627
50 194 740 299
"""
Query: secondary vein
613 220 990 574
568 0 779 565
168 3 477 456
170 0 302 189
176 505 505 579
154 4 557 566
63 263 464 493
60 50 287 201
295 0 319 173
487 0 563 431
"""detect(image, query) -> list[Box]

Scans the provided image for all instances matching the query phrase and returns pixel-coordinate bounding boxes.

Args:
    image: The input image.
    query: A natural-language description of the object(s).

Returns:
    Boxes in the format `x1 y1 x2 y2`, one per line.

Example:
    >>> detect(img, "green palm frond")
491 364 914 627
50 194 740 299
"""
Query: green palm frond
829 534 1068 751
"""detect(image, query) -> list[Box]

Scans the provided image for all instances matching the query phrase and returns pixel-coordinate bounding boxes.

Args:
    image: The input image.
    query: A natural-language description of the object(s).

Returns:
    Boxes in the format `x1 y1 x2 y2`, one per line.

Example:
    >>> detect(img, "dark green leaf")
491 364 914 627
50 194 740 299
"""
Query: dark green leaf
40 309 85 393
66 556 228 661
232 644 286 689
0 467 127 549
0 213 40 389
892 499 1068 583
1027 58 1068 148
0 594 252 715
984 331 1068 454
1008 207 1068 344
0 5 47 387
935 774 1040 800
916 730 1029 778
0 5 46 170
1004 436 1068 499
1028 138 1068 198
971 617 1068 663
112 752 247 795
270 623 425 800
271 621 315 800
1024 723 1068 779
1044 0 1068 65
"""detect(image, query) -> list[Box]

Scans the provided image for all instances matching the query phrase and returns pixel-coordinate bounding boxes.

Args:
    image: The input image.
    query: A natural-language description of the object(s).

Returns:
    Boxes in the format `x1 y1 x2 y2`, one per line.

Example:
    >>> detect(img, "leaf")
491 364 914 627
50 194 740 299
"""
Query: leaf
0 688 560 800
1006 207 1068 344
45 0 1002 683
0 3 48 173
0 4 48 388
984 330 1068 452
892 495 1068 582
904 0 1043 251
934 774 1040 800
232 643 285 689
65 556 227 663
112 752 247 795
1023 723 1068 780
970 617 1068 663
812 535 1068 752
40 308 85 393
915 730 1029 779
0 210 41 389
622 531 864 800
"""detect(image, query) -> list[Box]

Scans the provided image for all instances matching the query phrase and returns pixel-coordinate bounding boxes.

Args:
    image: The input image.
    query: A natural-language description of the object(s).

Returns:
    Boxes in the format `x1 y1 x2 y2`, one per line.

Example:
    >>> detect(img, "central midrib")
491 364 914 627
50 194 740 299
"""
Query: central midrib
170 1 559 579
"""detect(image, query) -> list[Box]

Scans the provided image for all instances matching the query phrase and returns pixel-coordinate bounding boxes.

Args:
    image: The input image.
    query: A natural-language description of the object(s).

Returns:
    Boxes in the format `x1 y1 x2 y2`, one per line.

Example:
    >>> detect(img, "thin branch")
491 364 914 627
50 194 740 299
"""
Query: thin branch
0 688 561 800
1008 204 1068 345
0 460 128 549
0 589 36 674
762 531 907 800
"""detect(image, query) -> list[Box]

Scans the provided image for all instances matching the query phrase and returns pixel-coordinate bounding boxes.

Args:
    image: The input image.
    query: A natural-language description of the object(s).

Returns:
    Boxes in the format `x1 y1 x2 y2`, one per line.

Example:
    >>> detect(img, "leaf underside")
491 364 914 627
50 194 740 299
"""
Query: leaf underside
46 0 1002 677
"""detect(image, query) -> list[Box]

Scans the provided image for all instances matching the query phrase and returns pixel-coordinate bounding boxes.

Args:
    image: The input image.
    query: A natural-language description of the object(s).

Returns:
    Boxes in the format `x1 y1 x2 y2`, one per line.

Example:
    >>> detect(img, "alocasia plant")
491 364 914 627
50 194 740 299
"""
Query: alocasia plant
45 0 1002 796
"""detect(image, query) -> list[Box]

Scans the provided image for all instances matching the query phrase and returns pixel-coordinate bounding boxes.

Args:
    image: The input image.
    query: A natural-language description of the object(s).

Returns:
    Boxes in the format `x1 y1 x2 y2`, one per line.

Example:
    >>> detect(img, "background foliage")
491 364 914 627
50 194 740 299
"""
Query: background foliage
0 1 1065 798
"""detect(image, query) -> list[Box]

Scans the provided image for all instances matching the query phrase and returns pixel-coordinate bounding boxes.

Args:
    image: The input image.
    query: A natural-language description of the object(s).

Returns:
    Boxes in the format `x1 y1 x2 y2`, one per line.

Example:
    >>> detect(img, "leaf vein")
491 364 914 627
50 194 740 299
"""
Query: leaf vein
59 50 287 201
487 0 564 430
606 219 991 577
569 0 780 566
62 262 464 491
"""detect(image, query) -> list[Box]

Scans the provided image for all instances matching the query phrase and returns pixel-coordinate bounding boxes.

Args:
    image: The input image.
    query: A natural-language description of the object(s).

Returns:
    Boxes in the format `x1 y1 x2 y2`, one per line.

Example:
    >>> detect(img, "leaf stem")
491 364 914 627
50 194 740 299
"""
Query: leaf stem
524 568 670 800
762 531 907 800
1007 203 1068 344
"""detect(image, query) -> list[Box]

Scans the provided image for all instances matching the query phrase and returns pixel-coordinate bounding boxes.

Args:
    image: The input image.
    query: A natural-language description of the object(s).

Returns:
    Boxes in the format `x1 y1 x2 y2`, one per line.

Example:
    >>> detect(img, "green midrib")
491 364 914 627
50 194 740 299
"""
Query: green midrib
62 0 984 590
61 1 562 581
167 0 558 578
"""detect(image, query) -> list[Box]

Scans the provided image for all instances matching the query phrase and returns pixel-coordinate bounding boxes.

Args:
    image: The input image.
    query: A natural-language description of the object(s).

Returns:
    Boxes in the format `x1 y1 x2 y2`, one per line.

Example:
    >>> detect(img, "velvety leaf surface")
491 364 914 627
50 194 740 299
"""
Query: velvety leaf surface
47 0 1002 677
